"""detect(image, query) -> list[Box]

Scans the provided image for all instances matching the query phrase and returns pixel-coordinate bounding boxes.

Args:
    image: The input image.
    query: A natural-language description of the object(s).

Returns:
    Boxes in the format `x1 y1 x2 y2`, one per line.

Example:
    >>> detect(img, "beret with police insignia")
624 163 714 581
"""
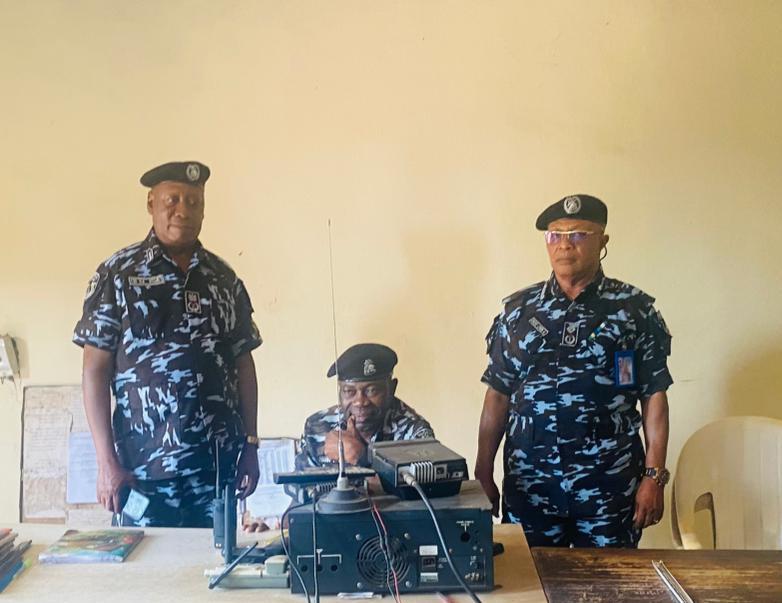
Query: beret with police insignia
327 343 398 381
535 194 608 230
140 161 211 188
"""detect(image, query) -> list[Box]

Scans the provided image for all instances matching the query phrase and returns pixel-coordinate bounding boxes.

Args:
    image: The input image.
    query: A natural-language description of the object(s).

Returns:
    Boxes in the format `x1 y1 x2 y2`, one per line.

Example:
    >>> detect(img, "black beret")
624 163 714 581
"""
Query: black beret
535 194 608 230
327 343 398 381
140 161 210 188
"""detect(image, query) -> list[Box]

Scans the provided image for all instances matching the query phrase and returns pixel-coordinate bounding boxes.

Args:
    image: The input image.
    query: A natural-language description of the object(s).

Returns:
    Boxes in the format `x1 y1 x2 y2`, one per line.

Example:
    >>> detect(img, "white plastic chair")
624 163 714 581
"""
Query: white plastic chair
671 416 782 550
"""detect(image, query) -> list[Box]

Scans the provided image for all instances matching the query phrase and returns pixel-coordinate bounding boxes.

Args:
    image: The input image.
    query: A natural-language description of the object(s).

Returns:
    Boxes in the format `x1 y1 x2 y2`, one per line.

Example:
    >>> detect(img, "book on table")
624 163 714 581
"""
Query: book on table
0 530 16 551
38 529 144 564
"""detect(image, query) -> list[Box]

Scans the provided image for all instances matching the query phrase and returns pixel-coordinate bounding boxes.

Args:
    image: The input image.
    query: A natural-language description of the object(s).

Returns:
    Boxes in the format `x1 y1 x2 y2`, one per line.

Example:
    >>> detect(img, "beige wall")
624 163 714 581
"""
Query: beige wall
1 0 781 547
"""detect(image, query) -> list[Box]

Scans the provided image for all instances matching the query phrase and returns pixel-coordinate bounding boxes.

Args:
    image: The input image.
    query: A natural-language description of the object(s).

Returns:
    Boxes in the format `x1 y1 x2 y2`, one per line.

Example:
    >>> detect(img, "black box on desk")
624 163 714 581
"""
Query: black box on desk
370 438 468 500
287 480 494 595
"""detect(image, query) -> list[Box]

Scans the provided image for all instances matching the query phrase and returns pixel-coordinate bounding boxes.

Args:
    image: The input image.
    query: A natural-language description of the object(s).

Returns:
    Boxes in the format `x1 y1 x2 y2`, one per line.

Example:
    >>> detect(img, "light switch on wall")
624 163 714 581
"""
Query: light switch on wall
0 335 20 380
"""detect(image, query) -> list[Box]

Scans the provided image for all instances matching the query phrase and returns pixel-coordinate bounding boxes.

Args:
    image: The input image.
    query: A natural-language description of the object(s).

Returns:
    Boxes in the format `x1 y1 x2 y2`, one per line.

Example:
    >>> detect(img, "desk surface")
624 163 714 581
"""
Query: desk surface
2 523 546 602
531 546 782 603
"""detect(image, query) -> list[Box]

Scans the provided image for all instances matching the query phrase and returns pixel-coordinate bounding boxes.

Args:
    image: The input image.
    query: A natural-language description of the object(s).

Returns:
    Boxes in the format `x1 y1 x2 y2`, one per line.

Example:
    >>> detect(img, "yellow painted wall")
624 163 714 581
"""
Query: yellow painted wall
1 1 780 548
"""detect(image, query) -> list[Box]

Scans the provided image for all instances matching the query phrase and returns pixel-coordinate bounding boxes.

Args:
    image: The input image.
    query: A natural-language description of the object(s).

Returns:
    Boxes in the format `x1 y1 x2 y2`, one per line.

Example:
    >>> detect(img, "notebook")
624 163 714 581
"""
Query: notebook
38 529 144 564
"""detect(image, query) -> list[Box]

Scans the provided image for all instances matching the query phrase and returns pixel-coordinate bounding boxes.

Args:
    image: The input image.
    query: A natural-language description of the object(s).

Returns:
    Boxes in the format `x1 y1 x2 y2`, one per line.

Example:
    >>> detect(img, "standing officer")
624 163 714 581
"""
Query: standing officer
475 194 672 547
74 161 262 527
296 343 434 469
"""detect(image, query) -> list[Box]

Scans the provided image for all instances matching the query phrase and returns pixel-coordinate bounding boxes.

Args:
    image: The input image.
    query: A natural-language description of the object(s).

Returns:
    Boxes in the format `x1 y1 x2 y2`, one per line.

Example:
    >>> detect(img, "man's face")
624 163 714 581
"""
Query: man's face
544 218 608 281
338 377 397 434
147 181 205 250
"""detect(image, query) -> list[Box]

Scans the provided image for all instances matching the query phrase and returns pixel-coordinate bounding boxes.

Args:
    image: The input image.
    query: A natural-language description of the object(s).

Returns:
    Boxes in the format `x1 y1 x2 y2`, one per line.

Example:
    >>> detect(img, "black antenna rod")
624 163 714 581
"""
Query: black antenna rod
327 219 346 480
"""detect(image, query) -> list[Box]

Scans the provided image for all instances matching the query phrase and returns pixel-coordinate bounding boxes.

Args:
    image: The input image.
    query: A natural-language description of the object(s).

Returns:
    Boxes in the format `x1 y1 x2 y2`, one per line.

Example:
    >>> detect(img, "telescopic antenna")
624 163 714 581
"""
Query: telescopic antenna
318 219 370 514
327 219 346 481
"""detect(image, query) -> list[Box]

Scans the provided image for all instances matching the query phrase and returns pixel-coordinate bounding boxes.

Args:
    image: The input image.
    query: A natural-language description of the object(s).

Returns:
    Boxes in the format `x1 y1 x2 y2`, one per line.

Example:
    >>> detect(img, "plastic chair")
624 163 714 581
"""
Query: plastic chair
671 416 782 550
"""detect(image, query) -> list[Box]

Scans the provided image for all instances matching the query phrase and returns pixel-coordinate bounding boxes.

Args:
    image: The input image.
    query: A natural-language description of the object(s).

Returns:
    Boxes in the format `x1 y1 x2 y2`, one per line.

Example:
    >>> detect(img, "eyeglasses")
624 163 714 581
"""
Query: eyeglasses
544 230 599 245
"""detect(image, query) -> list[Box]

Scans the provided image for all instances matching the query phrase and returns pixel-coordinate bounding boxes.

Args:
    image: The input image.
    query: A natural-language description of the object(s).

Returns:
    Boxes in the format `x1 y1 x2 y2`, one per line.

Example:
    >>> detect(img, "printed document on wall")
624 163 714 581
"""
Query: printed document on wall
244 438 296 524
66 432 98 504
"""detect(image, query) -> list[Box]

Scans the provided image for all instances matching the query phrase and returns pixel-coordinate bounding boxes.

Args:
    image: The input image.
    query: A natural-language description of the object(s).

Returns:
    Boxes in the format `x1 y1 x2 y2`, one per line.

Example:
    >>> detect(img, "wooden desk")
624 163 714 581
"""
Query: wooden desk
531 547 782 603
2 524 546 602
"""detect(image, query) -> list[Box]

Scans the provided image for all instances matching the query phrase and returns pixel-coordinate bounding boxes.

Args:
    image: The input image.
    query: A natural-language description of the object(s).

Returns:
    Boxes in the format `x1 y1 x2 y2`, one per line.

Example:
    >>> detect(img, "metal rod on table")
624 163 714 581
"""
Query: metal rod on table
652 560 694 603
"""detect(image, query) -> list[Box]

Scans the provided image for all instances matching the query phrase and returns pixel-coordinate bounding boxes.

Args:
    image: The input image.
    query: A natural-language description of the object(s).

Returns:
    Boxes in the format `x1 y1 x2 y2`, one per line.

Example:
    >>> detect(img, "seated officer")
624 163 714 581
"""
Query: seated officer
243 343 434 531
296 343 434 468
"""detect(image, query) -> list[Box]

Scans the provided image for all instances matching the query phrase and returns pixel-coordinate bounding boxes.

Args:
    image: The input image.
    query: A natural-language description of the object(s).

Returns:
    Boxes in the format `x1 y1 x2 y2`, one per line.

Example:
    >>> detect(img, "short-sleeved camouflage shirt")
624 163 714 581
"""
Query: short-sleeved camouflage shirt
73 229 262 481
482 269 672 519
295 397 434 469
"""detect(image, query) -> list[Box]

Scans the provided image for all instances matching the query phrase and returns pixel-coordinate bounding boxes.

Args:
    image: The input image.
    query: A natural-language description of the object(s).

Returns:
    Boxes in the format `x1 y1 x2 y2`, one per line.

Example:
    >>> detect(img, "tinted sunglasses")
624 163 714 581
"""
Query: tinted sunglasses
544 230 599 245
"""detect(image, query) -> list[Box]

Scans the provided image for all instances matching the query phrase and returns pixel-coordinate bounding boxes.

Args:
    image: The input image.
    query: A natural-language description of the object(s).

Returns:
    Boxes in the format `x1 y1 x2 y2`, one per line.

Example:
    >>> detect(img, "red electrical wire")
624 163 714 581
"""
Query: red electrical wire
371 502 402 603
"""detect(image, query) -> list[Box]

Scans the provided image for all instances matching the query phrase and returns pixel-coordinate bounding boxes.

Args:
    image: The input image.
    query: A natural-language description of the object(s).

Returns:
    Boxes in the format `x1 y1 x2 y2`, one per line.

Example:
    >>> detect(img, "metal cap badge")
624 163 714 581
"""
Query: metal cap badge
563 195 582 214
185 163 201 182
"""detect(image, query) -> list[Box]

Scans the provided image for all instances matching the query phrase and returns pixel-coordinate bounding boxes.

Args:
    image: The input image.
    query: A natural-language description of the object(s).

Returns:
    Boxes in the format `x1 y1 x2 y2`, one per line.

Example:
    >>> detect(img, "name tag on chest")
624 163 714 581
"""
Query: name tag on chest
529 317 550 337
128 275 166 287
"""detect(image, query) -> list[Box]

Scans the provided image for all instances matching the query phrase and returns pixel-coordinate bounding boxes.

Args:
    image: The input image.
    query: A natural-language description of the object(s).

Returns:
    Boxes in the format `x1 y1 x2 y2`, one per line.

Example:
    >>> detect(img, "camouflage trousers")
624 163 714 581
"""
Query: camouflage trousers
501 454 644 547
112 473 217 528
502 490 641 548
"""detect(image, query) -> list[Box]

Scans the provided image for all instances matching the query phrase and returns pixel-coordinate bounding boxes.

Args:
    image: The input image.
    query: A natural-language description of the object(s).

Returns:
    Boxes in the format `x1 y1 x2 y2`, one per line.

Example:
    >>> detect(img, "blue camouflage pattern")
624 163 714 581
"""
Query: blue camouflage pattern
482 269 672 547
114 474 216 528
295 397 435 469
74 229 262 484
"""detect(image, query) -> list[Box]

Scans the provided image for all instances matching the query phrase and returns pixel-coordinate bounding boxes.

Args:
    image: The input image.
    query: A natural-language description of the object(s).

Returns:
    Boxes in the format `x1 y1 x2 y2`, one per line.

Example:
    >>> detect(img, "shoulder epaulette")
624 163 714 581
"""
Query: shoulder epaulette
502 281 544 309
103 240 146 271
602 277 657 309
203 249 238 276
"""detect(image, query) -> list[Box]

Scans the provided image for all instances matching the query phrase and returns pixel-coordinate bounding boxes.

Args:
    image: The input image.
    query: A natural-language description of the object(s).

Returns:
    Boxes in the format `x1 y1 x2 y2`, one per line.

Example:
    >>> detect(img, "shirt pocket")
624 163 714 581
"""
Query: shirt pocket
579 318 637 372
511 322 551 382
124 280 174 339
593 409 642 440
204 285 236 337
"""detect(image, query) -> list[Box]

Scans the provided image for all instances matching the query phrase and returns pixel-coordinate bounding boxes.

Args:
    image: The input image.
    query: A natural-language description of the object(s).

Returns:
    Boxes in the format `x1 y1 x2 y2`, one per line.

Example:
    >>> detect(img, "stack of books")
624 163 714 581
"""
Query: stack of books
0 528 31 593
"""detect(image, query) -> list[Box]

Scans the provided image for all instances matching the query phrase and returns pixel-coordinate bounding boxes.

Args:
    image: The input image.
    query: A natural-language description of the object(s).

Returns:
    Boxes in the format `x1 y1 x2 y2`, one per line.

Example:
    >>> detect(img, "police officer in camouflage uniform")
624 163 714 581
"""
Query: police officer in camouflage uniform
296 344 434 469
475 195 672 547
74 161 262 527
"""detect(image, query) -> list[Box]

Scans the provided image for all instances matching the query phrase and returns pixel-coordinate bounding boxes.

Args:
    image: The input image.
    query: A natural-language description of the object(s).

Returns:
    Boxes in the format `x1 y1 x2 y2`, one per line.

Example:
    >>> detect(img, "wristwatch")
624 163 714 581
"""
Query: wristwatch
643 466 670 487
245 435 259 446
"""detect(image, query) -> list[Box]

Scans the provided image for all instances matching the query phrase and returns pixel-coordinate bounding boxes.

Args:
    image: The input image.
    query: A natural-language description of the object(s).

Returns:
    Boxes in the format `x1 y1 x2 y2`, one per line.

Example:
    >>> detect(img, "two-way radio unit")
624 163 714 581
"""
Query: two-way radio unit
286 480 493 596
370 438 469 499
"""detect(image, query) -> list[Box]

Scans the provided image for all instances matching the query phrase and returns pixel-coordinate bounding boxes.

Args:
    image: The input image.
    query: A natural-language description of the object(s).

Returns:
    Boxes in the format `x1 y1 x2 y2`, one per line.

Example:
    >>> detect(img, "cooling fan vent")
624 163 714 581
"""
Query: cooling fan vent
356 535 410 587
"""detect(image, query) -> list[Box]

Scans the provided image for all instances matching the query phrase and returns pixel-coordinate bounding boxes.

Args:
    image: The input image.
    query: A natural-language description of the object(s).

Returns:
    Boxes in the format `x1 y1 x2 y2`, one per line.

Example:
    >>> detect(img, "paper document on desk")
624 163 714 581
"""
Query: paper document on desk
66 432 98 504
244 438 297 523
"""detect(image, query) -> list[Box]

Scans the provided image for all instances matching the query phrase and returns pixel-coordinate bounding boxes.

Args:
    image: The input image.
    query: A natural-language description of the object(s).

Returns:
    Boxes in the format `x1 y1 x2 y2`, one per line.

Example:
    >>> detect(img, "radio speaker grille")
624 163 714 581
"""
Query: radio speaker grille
356 536 410 587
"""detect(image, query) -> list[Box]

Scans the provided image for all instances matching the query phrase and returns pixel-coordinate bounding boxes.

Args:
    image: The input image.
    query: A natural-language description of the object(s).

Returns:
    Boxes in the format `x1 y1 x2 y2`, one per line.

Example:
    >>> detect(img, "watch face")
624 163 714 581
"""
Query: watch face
644 467 670 485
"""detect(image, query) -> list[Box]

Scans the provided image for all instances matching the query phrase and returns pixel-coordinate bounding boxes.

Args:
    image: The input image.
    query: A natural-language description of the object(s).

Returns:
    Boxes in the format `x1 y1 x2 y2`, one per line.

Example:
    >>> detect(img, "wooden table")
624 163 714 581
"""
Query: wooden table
1 523 546 602
531 547 782 602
